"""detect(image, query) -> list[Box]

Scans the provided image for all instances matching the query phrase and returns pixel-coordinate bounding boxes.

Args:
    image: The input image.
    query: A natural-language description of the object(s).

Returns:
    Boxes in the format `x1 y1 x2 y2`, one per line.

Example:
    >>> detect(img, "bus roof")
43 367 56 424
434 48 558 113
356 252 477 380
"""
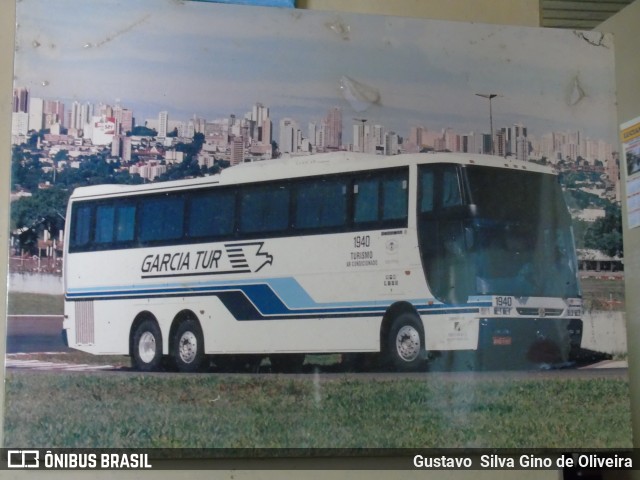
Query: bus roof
69 152 555 200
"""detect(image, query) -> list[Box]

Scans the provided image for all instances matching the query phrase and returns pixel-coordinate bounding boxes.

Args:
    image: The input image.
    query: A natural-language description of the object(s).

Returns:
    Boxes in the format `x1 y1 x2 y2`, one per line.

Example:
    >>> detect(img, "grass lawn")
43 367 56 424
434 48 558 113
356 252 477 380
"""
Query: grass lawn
3 372 632 449
4 284 631 450
7 292 64 315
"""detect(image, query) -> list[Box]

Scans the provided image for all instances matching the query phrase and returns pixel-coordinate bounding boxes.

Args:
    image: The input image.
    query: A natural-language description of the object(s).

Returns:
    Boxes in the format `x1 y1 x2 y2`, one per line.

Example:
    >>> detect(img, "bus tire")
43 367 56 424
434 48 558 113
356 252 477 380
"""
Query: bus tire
132 319 163 372
172 319 205 373
386 313 426 371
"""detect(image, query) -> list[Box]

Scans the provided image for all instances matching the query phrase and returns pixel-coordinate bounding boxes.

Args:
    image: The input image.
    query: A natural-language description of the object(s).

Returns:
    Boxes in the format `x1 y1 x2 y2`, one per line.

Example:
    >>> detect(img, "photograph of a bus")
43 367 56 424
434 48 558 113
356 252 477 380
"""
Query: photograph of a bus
62 152 583 372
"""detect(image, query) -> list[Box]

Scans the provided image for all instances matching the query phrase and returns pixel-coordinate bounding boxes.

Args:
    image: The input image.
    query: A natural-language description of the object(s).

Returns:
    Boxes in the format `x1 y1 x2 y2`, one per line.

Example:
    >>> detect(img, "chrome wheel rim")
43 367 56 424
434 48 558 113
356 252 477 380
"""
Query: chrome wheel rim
179 331 198 364
396 325 421 362
138 331 157 364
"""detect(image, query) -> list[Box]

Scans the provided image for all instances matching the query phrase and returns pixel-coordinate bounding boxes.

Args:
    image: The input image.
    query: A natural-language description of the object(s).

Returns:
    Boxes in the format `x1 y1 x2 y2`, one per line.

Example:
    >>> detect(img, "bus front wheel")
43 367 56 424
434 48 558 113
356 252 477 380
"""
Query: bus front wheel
386 313 426 371
132 319 163 372
172 319 205 373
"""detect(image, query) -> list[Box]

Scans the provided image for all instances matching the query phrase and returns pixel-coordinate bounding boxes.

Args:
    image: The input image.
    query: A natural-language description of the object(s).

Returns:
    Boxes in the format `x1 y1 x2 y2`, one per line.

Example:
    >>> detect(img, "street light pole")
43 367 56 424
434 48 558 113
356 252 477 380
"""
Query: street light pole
475 93 498 155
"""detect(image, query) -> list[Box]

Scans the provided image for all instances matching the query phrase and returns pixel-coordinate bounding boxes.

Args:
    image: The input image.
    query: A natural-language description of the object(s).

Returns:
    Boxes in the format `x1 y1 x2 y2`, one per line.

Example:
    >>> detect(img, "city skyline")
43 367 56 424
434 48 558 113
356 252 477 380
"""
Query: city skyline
12 90 616 166
14 0 617 147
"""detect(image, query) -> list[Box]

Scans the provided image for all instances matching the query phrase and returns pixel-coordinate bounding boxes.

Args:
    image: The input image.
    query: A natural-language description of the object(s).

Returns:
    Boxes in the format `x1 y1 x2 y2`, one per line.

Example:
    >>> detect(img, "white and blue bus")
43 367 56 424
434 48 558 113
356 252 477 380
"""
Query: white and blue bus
62 152 583 372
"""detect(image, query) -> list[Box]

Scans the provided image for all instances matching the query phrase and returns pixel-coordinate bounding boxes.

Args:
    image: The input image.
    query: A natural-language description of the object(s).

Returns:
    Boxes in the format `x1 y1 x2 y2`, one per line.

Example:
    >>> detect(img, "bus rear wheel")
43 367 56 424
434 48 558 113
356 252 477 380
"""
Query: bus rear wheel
132 319 163 372
172 319 205 373
386 313 426 371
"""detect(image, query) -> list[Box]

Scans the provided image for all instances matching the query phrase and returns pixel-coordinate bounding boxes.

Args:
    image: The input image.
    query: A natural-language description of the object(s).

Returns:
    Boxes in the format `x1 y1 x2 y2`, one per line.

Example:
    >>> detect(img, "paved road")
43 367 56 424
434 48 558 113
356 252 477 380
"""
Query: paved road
6 315 70 354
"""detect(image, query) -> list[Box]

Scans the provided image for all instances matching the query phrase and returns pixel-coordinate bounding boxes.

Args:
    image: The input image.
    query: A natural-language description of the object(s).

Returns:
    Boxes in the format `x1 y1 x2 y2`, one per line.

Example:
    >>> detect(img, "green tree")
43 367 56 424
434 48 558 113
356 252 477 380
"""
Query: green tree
11 146 43 192
11 187 70 252
584 205 623 257
54 150 69 163
128 126 157 137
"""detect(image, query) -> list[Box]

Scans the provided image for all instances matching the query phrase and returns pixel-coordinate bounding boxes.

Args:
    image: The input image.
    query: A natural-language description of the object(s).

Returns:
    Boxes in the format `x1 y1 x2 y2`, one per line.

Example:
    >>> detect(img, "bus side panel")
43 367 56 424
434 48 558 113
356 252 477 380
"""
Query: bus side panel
198 295 381 353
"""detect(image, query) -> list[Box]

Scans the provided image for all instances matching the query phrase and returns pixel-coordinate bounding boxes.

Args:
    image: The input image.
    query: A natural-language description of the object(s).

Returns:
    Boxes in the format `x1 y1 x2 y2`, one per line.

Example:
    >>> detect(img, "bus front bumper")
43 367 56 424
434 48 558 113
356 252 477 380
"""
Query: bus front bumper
478 317 583 366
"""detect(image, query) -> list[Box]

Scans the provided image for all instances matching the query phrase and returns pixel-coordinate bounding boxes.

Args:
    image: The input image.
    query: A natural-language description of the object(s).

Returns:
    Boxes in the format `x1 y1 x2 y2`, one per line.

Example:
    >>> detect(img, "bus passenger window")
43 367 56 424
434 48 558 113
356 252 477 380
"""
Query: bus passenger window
95 205 115 244
139 196 185 242
382 177 407 221
71 205 92 248
240 185 289 234
354 179 378 224
116 205 136 242
188 191 235 238
295 180 346 229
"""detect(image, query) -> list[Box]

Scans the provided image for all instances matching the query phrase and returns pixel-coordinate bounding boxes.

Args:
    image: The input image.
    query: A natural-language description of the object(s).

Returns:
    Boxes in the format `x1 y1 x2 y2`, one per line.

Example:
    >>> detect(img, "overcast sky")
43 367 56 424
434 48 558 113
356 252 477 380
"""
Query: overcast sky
14 0 618 143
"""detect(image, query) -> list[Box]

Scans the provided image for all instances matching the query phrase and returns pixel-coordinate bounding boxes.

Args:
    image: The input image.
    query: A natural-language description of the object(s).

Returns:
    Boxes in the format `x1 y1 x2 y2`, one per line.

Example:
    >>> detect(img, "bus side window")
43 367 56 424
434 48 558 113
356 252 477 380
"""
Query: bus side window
239 184 289 234
116 204 136 242
295 179 346 230
139 196 185 242
71 204 92 248
353 178 378 224
188 190 235 238
382 176 407 221
95 205 115 244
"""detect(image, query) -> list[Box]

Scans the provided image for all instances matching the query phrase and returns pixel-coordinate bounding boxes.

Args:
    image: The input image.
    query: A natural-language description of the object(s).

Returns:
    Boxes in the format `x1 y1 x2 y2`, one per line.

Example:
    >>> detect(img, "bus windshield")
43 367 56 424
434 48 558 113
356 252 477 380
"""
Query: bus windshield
467 166 580 298
418 164 580 303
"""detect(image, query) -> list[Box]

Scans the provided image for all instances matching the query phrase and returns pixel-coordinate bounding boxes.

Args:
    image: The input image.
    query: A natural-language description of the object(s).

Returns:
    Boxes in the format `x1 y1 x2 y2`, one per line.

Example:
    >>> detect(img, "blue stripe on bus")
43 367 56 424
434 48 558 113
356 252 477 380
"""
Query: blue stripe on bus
66 277 491 319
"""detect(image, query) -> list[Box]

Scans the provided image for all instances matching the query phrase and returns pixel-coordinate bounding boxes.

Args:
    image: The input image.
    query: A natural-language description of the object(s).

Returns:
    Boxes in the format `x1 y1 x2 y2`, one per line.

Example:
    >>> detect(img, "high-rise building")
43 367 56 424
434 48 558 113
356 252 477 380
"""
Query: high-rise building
279 118 299 154
462 131 485 154
111 135 122 157
261 118 272 146
11 112 29 137
246 103 272 146
122 137 133 162
409 126 427 148
385 132 399 156
13 88 29 113
70 101 94 131
373 125 384 154
43 100 65 128
158 111 169 138
353 122 365 152
28 97 44 132
444 128 460 152
324 107 342 150
495 130 507 156
230 136 245 165
352 121 379 154
113 105 134 135
508 123 527 156
308 123 317 147
121 109 134 135
316 123 326 150
516 136 529 161
252 103 269 125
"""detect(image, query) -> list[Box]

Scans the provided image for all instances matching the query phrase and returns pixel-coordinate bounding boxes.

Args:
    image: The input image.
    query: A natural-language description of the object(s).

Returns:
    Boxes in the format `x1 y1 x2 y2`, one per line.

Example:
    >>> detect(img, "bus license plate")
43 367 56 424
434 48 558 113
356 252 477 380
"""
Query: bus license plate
493 336 512 346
